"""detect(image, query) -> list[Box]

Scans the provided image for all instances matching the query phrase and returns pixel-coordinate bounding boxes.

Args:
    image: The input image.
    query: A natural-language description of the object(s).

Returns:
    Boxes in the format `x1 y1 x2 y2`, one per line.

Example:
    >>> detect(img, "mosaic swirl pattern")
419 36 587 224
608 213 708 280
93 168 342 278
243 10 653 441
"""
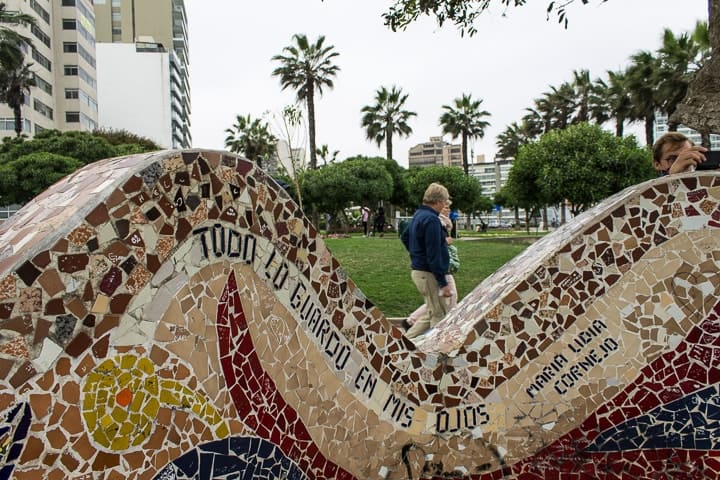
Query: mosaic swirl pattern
0 149 719 478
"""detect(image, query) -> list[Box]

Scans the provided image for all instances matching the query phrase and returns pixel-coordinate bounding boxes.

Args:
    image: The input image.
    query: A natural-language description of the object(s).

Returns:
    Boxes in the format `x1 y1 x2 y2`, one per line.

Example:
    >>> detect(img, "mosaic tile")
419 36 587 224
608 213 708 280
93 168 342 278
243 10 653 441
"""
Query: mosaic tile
1 151 720 478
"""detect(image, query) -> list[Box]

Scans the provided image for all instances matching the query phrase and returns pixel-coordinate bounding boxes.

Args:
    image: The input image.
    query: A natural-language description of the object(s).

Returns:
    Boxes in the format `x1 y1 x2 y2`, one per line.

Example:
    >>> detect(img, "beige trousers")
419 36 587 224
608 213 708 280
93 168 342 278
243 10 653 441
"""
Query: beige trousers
405 270 448 339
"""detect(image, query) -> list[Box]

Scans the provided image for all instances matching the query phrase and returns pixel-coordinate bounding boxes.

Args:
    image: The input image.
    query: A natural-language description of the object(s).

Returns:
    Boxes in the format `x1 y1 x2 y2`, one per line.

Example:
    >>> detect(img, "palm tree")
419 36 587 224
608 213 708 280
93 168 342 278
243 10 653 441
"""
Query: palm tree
316 144 339 165
626 51 663 145
0 3 36 66
271 34 340 170
592 70 633 137
439 94 491 175
0 60 35 136
571 69 592 124
656 25 708 131
496 121 536 159
361 86 416 161
224 114 278 169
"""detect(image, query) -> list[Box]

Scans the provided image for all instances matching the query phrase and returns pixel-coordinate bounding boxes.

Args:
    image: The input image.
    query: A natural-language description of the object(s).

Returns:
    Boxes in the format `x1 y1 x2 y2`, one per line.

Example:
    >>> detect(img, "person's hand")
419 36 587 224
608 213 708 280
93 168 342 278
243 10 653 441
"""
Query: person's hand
446 237 453 245
440 285 452 297
668 146 708 174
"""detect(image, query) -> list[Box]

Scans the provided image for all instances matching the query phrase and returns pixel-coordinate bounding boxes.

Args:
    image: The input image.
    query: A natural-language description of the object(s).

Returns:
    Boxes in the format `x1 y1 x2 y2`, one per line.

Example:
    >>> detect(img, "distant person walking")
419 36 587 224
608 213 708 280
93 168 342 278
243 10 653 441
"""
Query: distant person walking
372 206 385 237
361 206 370 237
400 183 451 339
405 201 458 329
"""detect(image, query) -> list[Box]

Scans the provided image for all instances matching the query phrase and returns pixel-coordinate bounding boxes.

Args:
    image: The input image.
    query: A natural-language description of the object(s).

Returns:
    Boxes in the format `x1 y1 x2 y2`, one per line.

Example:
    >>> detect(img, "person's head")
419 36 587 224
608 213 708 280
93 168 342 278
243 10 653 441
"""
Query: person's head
652 132 693 173
423 183 450 212
441 200 452 217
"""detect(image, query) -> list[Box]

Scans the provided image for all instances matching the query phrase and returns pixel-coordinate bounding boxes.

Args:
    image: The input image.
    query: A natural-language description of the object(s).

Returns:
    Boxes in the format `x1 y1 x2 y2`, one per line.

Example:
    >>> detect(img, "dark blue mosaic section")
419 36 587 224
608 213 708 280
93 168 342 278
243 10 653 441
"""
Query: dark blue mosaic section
0 402 32 480
153 436 310 480
585 383 720 452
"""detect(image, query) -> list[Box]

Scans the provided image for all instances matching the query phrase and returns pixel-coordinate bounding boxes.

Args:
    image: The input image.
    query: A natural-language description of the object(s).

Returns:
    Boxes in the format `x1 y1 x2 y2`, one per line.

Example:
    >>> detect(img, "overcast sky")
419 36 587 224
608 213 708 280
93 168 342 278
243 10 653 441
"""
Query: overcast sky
186 0 708 168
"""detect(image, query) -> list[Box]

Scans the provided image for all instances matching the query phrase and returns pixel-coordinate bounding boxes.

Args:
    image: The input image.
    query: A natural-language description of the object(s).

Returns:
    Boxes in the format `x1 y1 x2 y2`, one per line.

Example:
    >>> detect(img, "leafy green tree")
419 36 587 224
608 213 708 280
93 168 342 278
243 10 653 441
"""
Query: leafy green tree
439 93 491 175
0 59 34 136
0 129 116 165
361 85 416 161
0 152 82 204
405 165 482 213
92 128 161 151
382 0 609 34
502 150 547 232
271 34 340 170
378 157 411 209
224 114 277 169
517 123 654 215
302 157 392 230
0 130 160 205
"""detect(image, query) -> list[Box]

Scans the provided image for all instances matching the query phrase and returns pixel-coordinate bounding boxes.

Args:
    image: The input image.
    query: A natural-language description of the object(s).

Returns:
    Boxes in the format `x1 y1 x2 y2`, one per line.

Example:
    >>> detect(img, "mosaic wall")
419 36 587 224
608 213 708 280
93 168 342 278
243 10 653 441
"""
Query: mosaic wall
0 149 719 479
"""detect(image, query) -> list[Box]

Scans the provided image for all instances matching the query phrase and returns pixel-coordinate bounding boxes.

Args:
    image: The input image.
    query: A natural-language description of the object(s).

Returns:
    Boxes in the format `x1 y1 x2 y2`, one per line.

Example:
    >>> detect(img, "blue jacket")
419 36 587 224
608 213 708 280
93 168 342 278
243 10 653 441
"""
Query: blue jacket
401 205 449 287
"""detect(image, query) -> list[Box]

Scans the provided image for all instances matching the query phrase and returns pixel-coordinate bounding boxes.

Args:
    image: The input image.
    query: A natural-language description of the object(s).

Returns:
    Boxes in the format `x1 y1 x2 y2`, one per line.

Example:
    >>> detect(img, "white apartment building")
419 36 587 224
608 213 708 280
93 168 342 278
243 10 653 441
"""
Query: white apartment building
96 41 183 148
94 0 191 148
654 113 720 149
0 0 99 139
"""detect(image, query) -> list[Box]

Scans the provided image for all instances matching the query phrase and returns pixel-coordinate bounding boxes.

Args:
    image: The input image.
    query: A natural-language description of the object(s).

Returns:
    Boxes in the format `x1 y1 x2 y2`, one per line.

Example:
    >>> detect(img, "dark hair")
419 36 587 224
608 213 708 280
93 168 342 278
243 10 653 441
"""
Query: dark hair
652 132 692 162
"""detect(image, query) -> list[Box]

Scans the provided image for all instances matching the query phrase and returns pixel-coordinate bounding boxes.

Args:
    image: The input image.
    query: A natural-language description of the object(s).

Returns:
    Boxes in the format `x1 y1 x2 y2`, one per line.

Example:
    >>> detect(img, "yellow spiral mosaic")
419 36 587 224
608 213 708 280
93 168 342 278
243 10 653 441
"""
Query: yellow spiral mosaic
82 354 229 451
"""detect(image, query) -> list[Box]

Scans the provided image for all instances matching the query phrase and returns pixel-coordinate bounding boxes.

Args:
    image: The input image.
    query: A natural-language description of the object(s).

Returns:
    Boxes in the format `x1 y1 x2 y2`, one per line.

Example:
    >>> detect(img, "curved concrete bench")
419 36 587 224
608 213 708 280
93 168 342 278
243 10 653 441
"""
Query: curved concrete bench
0 149 719 479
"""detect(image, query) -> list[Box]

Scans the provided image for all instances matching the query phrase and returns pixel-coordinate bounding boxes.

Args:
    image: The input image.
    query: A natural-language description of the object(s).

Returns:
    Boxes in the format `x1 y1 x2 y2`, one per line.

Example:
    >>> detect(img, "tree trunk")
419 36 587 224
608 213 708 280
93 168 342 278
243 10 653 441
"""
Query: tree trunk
307 82 318 169
644 114 655 146
671 0 720 136
615 117 624 137
13 105 22 137
385 125 393 160
462 132 468 175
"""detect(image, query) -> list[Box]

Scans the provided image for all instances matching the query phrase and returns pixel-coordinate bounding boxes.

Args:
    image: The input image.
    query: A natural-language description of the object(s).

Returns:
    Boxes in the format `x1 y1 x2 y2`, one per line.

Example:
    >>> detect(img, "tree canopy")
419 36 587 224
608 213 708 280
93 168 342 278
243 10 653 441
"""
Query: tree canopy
301 156 393 219
0 130 162 205
405 165 483 213
505 123 654 216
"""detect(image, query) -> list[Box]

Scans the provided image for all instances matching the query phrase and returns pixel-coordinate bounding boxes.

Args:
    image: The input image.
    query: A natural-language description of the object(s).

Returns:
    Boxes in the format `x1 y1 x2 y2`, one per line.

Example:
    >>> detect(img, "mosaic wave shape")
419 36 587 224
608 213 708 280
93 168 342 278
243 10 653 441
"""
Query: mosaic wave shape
0 149 719 479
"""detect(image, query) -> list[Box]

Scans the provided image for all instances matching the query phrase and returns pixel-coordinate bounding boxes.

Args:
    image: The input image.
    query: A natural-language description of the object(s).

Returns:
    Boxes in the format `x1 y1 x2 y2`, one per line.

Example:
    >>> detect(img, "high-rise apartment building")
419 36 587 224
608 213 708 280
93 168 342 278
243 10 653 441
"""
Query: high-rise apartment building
94 0 191 148
408 136 463 168
0 0 99 139
471 157 513 198
654 113 720 150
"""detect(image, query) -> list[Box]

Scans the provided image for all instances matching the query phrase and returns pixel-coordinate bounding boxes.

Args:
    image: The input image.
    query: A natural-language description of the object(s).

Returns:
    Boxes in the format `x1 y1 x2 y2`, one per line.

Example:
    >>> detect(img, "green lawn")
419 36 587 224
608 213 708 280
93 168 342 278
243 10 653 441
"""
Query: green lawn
324 234 531 317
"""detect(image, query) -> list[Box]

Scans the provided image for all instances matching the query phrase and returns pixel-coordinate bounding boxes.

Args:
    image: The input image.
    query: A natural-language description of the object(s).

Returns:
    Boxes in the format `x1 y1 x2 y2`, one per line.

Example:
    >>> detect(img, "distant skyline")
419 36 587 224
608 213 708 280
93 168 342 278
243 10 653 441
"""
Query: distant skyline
186 1 707 167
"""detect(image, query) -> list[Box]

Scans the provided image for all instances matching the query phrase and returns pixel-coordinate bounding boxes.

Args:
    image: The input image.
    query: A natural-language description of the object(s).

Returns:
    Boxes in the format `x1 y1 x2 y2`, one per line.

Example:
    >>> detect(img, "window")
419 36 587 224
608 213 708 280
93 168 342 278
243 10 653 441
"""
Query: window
62 19 77 30
34 75 52 95
30 25 50 48
33 99 53 120
80 112 97 130
63 42 78 53
30 0 50 23
78 67 96 88
65 111 80 123
77 44 95 67
62 0 76 5
64 65 78 76
31 48 51 71
65 88 79 99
